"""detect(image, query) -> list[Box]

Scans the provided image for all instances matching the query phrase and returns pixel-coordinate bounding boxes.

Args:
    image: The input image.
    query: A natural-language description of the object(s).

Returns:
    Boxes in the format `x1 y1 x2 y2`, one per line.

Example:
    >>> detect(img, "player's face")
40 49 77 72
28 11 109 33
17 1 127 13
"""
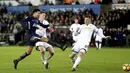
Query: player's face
75 19 78 23
84 17 91 24
40 13 46 19
43 13 46 19
34 11 41 18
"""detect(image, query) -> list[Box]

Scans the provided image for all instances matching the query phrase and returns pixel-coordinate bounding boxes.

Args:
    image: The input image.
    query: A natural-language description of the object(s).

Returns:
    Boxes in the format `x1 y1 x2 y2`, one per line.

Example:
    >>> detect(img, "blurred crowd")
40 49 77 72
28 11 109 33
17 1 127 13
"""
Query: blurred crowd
0 6 130 47
0 0 127 6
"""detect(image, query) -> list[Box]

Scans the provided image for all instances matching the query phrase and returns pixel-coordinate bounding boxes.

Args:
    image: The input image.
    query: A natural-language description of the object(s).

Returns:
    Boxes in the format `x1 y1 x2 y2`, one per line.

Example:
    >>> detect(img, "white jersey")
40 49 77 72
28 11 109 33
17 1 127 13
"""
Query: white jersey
72 24 98 53
95 28 106 42
35 20 49 38
77 24 98 45
69 23 80 41
35 20 52 49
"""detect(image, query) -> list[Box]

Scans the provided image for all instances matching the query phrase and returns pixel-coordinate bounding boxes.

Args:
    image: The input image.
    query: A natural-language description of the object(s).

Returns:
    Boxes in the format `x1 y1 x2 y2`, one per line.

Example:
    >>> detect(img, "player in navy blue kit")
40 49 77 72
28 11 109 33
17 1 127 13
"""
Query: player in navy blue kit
13 9 50 69
13 9 68 69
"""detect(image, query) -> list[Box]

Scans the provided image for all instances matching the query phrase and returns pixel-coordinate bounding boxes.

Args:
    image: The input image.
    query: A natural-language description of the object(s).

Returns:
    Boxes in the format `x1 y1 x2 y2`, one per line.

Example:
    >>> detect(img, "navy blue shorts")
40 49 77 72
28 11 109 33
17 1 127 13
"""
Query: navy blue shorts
24 34 40 46
26 40 38 46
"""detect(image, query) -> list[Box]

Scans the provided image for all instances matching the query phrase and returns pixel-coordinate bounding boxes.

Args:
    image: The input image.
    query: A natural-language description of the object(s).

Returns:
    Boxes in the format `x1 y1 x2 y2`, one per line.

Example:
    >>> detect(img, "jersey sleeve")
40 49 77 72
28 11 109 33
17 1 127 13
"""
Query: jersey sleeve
19 17 29 30
98 28 106 38
44 20 49 25
93 31 97 38
37 20 49 28
93 25 98 33
76 25 81 34
69 25 73 32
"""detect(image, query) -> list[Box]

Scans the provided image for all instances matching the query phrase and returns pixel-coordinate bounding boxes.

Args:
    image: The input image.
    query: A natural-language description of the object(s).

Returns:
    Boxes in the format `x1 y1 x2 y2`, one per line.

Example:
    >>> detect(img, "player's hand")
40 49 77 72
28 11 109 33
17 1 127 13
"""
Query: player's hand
74 33 78 36
106 36 111 39
40 37 48 42
30 36 39 41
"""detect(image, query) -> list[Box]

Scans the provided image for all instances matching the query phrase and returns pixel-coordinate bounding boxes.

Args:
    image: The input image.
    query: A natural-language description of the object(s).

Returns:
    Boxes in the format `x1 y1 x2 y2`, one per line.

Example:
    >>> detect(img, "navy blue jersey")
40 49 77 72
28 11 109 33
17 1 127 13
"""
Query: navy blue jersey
19 15 49 46
20 15 49 35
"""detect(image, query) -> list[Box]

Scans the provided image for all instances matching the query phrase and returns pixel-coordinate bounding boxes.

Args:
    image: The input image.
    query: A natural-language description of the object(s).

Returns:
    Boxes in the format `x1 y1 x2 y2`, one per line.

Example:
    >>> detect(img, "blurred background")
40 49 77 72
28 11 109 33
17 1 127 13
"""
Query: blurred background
0 0 130 47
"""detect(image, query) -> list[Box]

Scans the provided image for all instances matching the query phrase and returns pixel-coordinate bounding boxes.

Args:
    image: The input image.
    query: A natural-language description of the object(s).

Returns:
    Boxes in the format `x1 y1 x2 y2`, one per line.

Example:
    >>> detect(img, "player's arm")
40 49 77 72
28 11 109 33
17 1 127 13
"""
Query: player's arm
94 26 106 38
74 26 81 36
30 36 48 42
100 29 111 39
47 24 54 32
93 25 100 37
99 29 106 38
19 17 29 30
93 25 98 33
30 34 49 42
69 25 73 32
37 20 49 28
93 31 97 38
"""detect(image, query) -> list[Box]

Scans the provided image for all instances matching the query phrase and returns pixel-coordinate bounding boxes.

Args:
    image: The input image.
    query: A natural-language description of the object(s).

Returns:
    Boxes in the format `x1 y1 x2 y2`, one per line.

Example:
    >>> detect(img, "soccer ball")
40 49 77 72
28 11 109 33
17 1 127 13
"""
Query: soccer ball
122 64 130 71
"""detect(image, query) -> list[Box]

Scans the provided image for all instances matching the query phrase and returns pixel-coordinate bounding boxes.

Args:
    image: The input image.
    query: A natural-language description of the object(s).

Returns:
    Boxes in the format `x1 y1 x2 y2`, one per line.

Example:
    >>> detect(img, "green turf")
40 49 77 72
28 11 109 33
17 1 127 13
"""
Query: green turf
0 46 130 73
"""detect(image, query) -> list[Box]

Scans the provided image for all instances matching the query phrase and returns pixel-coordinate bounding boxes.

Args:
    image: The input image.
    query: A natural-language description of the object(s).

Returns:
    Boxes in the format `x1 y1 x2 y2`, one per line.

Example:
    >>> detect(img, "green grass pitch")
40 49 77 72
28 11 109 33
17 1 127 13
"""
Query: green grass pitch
0 46 130 73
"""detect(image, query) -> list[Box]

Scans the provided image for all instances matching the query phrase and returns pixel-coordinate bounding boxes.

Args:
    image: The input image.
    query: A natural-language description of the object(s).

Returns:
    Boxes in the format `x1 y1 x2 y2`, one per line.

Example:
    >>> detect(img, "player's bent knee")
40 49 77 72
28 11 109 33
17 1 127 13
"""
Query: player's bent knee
26 51 32 55
69 53 76 58
25 52 31 56
51 52 54 56
80 49 86 54
40 50 45 53
40 48 45 53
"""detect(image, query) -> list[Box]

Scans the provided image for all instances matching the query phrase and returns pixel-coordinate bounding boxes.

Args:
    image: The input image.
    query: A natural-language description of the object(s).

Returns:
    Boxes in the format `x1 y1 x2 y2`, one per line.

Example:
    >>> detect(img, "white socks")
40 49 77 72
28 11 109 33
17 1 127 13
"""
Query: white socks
72 56 81 68
95 42 102 49
95 42 98 49
70 57 75 64
99 43 102 49
41 52 47 64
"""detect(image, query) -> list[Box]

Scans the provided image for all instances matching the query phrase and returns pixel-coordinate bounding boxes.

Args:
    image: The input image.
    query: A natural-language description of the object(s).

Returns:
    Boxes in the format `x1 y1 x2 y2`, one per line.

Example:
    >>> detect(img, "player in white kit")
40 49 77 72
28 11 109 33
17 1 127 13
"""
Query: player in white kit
95 26 106 50
70 15 106 71
69 19 80 42
69 18 80 66
35 12 54 69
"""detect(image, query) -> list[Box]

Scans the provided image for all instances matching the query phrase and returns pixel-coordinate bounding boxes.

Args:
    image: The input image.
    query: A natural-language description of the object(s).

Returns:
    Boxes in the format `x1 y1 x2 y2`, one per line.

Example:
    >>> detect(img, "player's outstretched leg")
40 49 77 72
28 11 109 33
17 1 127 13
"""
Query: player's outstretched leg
39 46 49 69
69 52 76 64
61 44 68 51
71 67 76 71
95 41 99 50
47 40 68 51
42 58 49 69
13 59 19 69
72 56 81 71
45 62 49 69
45 47 54 69
13 52 30 69
71 49 86 71
98 42 102 50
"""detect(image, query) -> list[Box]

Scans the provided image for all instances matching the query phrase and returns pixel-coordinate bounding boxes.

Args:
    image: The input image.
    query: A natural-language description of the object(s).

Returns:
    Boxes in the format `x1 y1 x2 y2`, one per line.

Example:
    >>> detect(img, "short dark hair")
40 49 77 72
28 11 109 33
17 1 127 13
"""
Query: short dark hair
32 9 41 14
85 15 91 18
40 11 46 13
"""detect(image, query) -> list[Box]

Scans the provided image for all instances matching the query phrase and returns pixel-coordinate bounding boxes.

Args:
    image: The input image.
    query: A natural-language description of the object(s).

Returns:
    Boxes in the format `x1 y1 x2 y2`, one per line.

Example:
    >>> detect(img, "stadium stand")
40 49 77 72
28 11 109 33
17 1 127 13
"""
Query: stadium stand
0 0 130 47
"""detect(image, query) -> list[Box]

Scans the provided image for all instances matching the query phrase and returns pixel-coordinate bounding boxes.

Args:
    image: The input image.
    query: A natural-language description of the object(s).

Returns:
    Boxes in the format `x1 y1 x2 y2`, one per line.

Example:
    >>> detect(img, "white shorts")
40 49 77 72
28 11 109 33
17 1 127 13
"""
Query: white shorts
95 36 102 42
72 42 89 53
73 35 78 42
35 42 52 50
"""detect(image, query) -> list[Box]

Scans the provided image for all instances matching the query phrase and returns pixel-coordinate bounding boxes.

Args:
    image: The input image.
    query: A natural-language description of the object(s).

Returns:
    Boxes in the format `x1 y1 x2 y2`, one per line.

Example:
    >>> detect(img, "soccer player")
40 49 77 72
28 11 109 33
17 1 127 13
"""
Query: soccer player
69 15 106 71
95 26 106 50
36 11 68 51
13 9 50 69
69 18 80 43
35 12 54 69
